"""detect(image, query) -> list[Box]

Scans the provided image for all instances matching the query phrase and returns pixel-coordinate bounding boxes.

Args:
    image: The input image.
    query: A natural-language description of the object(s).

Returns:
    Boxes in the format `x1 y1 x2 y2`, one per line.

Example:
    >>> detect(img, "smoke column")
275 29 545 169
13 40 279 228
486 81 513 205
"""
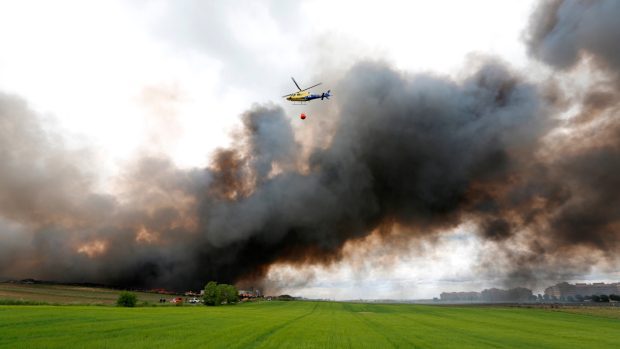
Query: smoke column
1 0 620 290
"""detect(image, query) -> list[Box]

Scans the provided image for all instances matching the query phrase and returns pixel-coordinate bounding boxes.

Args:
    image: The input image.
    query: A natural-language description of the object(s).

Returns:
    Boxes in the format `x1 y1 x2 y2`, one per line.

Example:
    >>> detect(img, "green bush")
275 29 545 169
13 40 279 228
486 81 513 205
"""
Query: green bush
116 291 137 307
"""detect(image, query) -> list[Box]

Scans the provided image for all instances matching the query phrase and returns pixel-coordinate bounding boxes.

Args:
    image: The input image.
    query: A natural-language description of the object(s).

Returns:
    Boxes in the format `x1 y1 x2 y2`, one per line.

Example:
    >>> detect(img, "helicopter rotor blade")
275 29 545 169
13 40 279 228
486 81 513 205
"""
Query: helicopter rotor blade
291 77 302 91
299 82 322 92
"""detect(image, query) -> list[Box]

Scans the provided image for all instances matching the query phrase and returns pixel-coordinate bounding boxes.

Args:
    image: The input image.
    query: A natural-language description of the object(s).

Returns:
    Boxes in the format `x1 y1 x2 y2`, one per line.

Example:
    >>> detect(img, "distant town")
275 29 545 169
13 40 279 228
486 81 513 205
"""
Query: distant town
6 278 620 304
438 282 620 303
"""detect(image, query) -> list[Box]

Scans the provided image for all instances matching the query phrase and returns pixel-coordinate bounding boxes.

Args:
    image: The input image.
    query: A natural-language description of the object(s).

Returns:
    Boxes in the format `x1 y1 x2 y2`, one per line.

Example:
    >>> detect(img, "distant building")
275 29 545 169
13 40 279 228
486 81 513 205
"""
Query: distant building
238 289 262 299
440 287 533 302
440 292 480 302
545 282 620 298
439 287 534 302
151 288 175 295
480 287 532 302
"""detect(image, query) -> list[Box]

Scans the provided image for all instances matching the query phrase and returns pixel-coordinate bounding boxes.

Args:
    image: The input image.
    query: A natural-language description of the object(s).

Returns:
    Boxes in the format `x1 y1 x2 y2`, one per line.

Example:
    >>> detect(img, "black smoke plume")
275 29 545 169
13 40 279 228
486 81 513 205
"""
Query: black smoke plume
0 60 549 290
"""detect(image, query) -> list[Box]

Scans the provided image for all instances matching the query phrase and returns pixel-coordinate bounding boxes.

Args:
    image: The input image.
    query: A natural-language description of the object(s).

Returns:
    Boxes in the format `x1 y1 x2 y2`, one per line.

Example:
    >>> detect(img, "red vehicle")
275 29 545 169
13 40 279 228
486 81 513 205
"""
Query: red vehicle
170 297 183 304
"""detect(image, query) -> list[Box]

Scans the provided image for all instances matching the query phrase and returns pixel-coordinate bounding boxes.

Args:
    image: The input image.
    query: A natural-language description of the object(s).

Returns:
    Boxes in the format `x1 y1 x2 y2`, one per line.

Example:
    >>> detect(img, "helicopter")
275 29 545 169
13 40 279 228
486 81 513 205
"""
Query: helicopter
282 77 331 105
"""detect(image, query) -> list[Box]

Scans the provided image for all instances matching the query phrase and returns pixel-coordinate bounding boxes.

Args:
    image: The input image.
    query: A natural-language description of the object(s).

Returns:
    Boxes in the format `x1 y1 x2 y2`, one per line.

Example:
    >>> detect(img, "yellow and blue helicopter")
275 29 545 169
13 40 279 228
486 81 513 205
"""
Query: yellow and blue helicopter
282 77 331 105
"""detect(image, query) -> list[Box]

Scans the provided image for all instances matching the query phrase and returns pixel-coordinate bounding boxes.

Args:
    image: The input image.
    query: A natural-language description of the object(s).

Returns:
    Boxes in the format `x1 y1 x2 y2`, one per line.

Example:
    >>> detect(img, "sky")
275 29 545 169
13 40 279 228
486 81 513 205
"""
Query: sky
0 1 535 168
1 0 618 299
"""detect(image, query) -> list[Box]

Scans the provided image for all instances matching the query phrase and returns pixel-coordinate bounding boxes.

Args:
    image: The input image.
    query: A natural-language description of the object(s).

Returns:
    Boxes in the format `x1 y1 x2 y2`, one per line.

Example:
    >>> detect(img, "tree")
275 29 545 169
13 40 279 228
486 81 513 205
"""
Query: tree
204 282 239 306
226 284 239 304
217 284 239 304
217 284 229 304
204 281 221 306
610 294 620 302
599 294 610 302
575 294 584 302
117 291 137 307
591 295 601 302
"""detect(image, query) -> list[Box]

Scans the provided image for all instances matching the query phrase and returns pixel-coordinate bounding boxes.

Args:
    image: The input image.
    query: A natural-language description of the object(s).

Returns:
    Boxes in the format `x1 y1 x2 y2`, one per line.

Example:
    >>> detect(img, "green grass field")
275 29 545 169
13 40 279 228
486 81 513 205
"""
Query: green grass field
1 301 619 348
